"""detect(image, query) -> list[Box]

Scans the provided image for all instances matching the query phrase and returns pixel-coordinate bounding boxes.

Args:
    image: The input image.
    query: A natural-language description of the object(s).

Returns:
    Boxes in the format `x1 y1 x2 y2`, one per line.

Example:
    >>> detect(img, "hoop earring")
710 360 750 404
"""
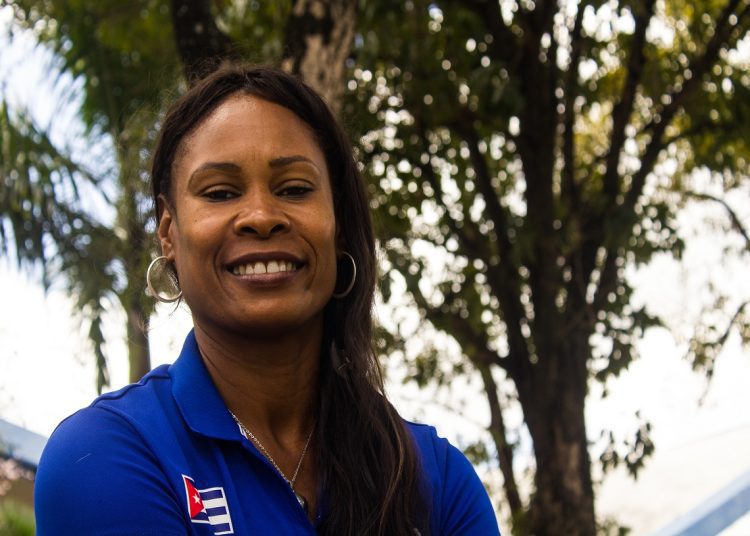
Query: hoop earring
146 256 183 303
332 252 356 299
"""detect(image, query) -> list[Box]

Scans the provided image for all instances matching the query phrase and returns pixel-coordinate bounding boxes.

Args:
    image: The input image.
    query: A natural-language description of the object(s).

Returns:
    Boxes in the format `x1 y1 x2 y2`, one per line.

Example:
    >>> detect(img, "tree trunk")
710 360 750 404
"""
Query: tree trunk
126 301 151 382
121 217 153 382
115 123 154 383
281 0 358 114
521 331 595 535
477 364 524 531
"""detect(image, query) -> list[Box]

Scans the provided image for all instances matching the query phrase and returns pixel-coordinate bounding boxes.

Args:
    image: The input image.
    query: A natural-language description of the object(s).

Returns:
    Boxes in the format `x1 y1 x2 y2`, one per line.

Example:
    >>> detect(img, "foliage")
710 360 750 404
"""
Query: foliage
597 412 655 478
9 1 178 134
0 501 35 536
0 98 100 279
0 0 186 387
0 92 117 389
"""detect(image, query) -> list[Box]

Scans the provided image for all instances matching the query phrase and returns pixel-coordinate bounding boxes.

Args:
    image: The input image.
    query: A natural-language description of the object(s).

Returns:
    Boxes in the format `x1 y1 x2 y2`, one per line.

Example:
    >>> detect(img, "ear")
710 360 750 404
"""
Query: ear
156 195 177 261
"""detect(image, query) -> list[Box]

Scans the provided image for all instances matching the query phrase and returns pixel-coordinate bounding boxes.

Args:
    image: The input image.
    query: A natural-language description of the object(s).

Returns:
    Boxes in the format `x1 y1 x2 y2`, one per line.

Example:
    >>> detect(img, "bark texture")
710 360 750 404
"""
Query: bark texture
126 302 151 382
281 0 358 114
122 198 152 383
522 332 596 535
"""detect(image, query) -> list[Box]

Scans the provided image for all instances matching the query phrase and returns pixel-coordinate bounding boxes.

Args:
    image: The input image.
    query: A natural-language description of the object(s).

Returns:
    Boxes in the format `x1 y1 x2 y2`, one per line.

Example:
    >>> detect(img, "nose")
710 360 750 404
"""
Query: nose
232 192 290 238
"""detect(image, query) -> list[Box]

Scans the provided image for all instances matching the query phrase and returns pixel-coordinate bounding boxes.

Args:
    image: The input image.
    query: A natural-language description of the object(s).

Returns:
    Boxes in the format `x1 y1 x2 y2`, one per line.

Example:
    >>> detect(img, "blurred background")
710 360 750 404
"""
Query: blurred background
0 1 749 534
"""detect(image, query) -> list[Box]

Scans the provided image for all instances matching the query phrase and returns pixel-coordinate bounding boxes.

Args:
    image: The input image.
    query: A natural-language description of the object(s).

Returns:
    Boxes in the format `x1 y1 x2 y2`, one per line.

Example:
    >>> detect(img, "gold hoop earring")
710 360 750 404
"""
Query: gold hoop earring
146 256 182 303
332 252 356 299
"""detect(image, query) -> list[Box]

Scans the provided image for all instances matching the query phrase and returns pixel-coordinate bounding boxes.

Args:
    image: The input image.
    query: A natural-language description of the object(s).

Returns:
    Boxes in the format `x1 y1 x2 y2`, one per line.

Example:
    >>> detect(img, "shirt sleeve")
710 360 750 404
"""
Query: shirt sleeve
438 441 500 535
408 421 500 535
34 406 186 536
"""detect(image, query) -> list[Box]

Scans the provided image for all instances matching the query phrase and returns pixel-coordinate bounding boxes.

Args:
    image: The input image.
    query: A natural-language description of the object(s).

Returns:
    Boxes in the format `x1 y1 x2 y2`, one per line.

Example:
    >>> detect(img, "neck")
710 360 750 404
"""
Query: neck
193 320 321 442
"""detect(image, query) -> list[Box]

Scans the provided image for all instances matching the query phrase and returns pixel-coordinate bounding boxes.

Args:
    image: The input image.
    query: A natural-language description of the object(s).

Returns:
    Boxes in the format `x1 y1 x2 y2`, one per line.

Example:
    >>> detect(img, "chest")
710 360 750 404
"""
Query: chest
155 432 319 535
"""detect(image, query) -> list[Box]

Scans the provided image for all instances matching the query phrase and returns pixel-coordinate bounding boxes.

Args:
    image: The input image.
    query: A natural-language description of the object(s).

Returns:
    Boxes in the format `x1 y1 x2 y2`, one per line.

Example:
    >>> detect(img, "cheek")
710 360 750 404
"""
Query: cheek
171 214 219 277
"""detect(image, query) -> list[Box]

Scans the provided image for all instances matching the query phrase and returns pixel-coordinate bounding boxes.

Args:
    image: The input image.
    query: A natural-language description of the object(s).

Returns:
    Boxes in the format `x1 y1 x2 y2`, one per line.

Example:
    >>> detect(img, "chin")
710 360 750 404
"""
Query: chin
233 312 326 340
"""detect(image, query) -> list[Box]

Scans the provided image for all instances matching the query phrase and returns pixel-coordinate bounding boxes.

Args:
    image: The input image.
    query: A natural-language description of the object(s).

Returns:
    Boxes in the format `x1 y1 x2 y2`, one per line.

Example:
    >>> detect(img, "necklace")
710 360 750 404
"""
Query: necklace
229 411 314 511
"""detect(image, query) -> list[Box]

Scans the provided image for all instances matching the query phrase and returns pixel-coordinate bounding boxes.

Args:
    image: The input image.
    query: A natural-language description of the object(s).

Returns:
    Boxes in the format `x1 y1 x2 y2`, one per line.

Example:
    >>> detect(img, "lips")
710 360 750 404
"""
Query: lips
231 259 298 276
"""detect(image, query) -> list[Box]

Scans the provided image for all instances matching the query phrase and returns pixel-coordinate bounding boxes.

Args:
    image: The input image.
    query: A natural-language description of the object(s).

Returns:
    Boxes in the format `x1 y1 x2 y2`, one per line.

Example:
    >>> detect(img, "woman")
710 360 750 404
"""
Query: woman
34 65 499 535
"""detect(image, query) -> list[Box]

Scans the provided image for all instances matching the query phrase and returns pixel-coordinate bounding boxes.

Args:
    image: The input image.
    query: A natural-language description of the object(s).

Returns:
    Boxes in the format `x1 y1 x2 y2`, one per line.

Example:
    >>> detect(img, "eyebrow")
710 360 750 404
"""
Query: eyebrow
189 156 320 181
268 155 320 170
189 162 242 180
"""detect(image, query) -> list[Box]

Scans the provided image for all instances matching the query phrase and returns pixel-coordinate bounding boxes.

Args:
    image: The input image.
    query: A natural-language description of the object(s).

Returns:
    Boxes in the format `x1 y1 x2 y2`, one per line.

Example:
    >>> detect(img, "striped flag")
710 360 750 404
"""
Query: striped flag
183 474 234 535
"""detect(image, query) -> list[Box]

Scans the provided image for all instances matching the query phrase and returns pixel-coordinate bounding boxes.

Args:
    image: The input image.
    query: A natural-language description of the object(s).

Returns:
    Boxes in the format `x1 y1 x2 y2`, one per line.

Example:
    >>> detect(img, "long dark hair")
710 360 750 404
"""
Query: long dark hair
151 64 429 535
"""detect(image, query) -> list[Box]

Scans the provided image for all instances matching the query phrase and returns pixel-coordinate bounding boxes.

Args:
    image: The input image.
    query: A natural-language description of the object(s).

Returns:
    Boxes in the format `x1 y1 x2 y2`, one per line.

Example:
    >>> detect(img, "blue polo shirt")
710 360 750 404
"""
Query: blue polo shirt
35 331 499 535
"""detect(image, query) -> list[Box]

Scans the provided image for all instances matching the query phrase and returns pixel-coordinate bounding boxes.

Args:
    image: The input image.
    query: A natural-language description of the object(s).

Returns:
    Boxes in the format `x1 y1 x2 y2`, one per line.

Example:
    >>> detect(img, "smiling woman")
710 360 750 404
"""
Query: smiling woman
32 65 499 535
159 94 338 341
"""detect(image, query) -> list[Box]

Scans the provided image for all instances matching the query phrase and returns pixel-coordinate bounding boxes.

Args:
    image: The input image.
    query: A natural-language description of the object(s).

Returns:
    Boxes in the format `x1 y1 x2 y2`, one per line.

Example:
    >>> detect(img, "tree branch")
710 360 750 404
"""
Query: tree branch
602 0 656 201
455 0 519 65
385 237 526 524
414 123 492 263
689 299 750 378
625 0 750 212
644 0 749 141
561 1 587 214
454 115 516 273
590 247 621 317
477 363 524 527
718 300 749 345
687 191 750 250
453 114 534 385
393 252 509 372
583 0 750 315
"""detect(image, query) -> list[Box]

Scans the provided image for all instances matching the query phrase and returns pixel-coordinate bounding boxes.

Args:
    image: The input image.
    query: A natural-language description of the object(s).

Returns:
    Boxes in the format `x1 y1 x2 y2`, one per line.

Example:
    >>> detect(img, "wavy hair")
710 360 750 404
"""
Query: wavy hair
150 64 429 535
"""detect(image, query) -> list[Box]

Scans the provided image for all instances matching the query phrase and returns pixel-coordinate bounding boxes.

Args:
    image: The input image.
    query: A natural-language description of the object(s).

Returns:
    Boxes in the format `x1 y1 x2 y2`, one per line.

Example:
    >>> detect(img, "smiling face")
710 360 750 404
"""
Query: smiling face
157 94 338 339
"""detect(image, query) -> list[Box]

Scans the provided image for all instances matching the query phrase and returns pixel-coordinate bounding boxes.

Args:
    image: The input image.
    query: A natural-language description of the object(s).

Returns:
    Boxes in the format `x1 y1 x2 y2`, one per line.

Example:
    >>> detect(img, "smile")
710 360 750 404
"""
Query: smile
231 260 298 276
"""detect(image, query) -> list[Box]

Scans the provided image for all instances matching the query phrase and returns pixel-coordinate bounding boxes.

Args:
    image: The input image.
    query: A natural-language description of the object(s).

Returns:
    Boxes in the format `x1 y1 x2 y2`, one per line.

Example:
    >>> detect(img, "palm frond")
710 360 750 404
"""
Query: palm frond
0 96 120 389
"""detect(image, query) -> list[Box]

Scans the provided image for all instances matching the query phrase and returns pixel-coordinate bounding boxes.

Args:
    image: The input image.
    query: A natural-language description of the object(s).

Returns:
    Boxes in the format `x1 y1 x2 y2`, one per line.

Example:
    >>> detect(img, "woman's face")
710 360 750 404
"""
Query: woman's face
157 94 338 339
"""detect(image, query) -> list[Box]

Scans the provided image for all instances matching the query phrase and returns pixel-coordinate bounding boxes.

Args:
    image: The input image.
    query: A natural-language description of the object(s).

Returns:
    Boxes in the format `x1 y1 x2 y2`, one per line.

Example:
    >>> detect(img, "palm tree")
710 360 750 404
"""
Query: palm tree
0 97 119 390
0 2 180 388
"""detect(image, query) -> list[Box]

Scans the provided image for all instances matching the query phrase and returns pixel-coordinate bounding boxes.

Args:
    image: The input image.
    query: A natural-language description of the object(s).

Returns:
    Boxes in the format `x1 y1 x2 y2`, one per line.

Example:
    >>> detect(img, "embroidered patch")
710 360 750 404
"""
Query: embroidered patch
183 474 234 535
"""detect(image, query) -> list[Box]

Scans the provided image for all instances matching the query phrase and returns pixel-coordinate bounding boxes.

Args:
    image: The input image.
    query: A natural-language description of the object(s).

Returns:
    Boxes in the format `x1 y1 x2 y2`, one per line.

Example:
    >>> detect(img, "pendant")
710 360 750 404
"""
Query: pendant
295 491 308 513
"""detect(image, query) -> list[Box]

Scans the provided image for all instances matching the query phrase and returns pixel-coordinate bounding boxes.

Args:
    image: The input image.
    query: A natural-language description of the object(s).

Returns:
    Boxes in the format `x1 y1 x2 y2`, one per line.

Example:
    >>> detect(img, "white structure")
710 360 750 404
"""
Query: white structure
650 469 750 536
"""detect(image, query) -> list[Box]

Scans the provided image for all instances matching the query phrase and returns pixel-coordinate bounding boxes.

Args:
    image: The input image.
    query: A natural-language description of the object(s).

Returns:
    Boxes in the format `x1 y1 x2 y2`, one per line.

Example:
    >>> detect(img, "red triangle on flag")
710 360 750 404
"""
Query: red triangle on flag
183 475 206 519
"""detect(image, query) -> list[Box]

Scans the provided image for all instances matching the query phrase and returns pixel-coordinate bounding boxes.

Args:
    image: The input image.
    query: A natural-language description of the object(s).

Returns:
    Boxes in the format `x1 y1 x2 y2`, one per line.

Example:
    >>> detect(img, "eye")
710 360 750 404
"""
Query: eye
278 184 314 198
202 188 238 201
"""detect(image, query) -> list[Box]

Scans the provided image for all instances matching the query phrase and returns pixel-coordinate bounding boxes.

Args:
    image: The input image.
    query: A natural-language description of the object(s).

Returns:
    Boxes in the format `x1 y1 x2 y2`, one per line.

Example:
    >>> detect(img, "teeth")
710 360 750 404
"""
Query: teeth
232 260 296 276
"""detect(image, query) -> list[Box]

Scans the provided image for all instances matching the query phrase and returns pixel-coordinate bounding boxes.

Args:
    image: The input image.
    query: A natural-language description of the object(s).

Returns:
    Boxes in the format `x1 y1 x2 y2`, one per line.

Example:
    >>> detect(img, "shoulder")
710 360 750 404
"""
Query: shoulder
91 364 172 414
37 364 174 474
405 421 477 483
34 366 185 535
405 421 454 462
405 421 500 535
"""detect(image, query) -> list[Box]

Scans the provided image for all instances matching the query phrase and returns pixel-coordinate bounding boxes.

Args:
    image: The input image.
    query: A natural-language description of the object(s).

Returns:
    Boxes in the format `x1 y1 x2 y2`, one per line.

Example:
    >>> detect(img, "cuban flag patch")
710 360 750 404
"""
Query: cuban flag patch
183 474 234 535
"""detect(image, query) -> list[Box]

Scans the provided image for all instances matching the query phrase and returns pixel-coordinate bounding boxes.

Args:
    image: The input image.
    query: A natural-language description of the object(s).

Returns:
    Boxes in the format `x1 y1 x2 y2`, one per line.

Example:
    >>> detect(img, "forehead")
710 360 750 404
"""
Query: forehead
173 94 326 176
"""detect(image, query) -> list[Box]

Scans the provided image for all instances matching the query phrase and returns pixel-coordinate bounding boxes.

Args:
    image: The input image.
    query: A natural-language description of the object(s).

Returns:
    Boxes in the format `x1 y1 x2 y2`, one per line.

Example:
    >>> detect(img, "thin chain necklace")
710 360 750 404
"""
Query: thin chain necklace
229 411 314 511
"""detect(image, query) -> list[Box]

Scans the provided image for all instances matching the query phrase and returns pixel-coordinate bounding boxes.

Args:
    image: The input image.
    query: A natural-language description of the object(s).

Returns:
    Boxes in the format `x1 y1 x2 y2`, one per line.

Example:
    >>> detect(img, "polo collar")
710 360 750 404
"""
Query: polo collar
169 330 239 441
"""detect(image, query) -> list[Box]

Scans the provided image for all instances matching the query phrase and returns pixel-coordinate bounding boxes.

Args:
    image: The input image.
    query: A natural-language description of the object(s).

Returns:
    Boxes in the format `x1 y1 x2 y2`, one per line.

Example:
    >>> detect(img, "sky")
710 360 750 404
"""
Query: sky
1 5 750 534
